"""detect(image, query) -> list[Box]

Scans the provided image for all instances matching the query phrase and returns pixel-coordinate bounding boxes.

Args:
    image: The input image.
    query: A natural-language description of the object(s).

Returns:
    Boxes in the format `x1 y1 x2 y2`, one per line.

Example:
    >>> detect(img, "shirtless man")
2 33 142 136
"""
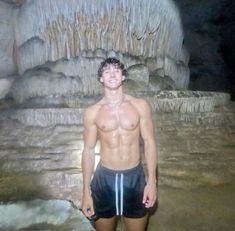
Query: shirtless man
81 57 157 231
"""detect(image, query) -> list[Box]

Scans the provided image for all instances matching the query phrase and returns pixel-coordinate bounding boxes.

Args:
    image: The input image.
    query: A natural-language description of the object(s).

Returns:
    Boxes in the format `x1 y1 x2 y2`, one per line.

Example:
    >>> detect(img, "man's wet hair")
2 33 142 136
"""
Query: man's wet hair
98 57 127 80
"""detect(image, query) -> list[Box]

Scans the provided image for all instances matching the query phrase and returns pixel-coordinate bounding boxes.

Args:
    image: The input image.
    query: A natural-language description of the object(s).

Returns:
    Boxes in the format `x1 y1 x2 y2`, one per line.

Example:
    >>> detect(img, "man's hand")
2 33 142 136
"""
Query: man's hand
142 182 157 208
82 193 95 218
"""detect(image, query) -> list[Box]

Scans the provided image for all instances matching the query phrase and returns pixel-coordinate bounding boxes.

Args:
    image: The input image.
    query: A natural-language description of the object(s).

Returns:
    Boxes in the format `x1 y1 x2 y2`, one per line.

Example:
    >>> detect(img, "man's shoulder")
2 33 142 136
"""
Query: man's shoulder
84 102 101 114
126 94 149 106
83 101 102 121
126 94 152 116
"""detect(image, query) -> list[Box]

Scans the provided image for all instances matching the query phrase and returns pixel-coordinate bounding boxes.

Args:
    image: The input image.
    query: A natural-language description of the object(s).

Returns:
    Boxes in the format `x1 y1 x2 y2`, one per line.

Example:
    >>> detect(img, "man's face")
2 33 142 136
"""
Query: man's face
100 64 125 89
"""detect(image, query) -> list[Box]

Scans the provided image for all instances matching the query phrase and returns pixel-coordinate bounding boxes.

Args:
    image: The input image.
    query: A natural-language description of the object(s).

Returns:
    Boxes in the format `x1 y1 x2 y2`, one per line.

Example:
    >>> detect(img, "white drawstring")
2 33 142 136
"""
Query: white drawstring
115 173 124 215
120 173 124 215
115 173 119 215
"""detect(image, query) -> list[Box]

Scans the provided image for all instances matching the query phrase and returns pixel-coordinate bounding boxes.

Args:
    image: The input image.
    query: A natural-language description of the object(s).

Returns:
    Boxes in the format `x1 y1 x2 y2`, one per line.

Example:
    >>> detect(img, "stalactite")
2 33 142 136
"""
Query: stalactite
5 0 191 100
14 0 187 75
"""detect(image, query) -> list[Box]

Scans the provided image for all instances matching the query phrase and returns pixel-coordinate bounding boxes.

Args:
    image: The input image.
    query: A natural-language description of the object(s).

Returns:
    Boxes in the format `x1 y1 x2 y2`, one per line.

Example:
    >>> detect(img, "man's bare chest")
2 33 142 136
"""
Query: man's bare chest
96 104 140 132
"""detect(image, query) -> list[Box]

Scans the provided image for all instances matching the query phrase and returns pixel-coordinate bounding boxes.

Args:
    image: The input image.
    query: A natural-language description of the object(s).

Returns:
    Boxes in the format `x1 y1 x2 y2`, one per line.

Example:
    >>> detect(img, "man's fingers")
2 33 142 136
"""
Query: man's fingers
83 206 95 218
142 189 147 204
143 195 157 208
87 207 95 217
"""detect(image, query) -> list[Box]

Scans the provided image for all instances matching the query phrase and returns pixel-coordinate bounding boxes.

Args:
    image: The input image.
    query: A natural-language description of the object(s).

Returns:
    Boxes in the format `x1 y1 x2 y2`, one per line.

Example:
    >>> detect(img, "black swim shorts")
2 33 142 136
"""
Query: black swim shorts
90 162 148 218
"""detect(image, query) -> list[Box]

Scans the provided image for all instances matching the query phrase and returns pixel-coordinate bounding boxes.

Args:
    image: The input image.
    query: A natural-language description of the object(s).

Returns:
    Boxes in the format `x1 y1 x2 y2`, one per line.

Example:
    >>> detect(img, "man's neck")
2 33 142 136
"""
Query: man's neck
104 88 124 102
104 89 125 110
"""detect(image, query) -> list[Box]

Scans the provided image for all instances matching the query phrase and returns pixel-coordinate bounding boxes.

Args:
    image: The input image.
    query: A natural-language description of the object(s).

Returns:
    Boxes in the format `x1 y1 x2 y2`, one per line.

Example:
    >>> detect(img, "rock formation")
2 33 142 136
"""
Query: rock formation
0 0 190 106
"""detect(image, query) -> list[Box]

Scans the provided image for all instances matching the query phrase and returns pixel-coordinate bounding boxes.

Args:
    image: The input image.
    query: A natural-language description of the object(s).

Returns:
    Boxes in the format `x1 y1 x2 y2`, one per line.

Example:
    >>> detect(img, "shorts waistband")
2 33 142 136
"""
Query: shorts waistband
97 162 142 175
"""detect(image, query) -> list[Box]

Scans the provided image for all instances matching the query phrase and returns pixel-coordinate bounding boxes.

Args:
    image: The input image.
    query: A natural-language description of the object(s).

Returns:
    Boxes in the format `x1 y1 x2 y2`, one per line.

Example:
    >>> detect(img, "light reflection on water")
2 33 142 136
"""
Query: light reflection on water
0 199 94 231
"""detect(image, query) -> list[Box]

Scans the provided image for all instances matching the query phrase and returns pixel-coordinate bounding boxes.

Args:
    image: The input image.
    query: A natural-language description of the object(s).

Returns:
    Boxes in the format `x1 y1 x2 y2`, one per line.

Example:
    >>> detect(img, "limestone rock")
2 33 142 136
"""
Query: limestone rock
46 56 103 96
0 199 95 231
0 1 16 77
10 68 84 105
11 0 189 90
0 77 15 99
0 108 84 126
0 0 26 5
152 90 231 113
164 55 190 89
127 64 149 84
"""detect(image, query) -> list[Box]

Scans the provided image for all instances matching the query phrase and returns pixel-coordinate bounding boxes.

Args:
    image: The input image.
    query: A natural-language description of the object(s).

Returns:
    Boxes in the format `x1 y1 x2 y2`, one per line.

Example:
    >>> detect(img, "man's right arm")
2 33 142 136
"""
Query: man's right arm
81 107 97 218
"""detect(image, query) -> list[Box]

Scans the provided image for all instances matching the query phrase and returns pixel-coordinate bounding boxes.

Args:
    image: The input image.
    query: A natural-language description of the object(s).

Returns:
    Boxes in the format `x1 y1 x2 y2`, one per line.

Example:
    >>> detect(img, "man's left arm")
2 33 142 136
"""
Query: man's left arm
139 99 157 208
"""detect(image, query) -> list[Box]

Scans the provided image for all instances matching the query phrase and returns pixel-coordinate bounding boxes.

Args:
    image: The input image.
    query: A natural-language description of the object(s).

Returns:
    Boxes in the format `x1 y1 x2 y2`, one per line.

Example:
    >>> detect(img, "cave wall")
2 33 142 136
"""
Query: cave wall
0 0 190 105
0 1 16 100
0 1 15 77
1 0 235 102
174 0 235 97
14 0 187 73
220 0 235 99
